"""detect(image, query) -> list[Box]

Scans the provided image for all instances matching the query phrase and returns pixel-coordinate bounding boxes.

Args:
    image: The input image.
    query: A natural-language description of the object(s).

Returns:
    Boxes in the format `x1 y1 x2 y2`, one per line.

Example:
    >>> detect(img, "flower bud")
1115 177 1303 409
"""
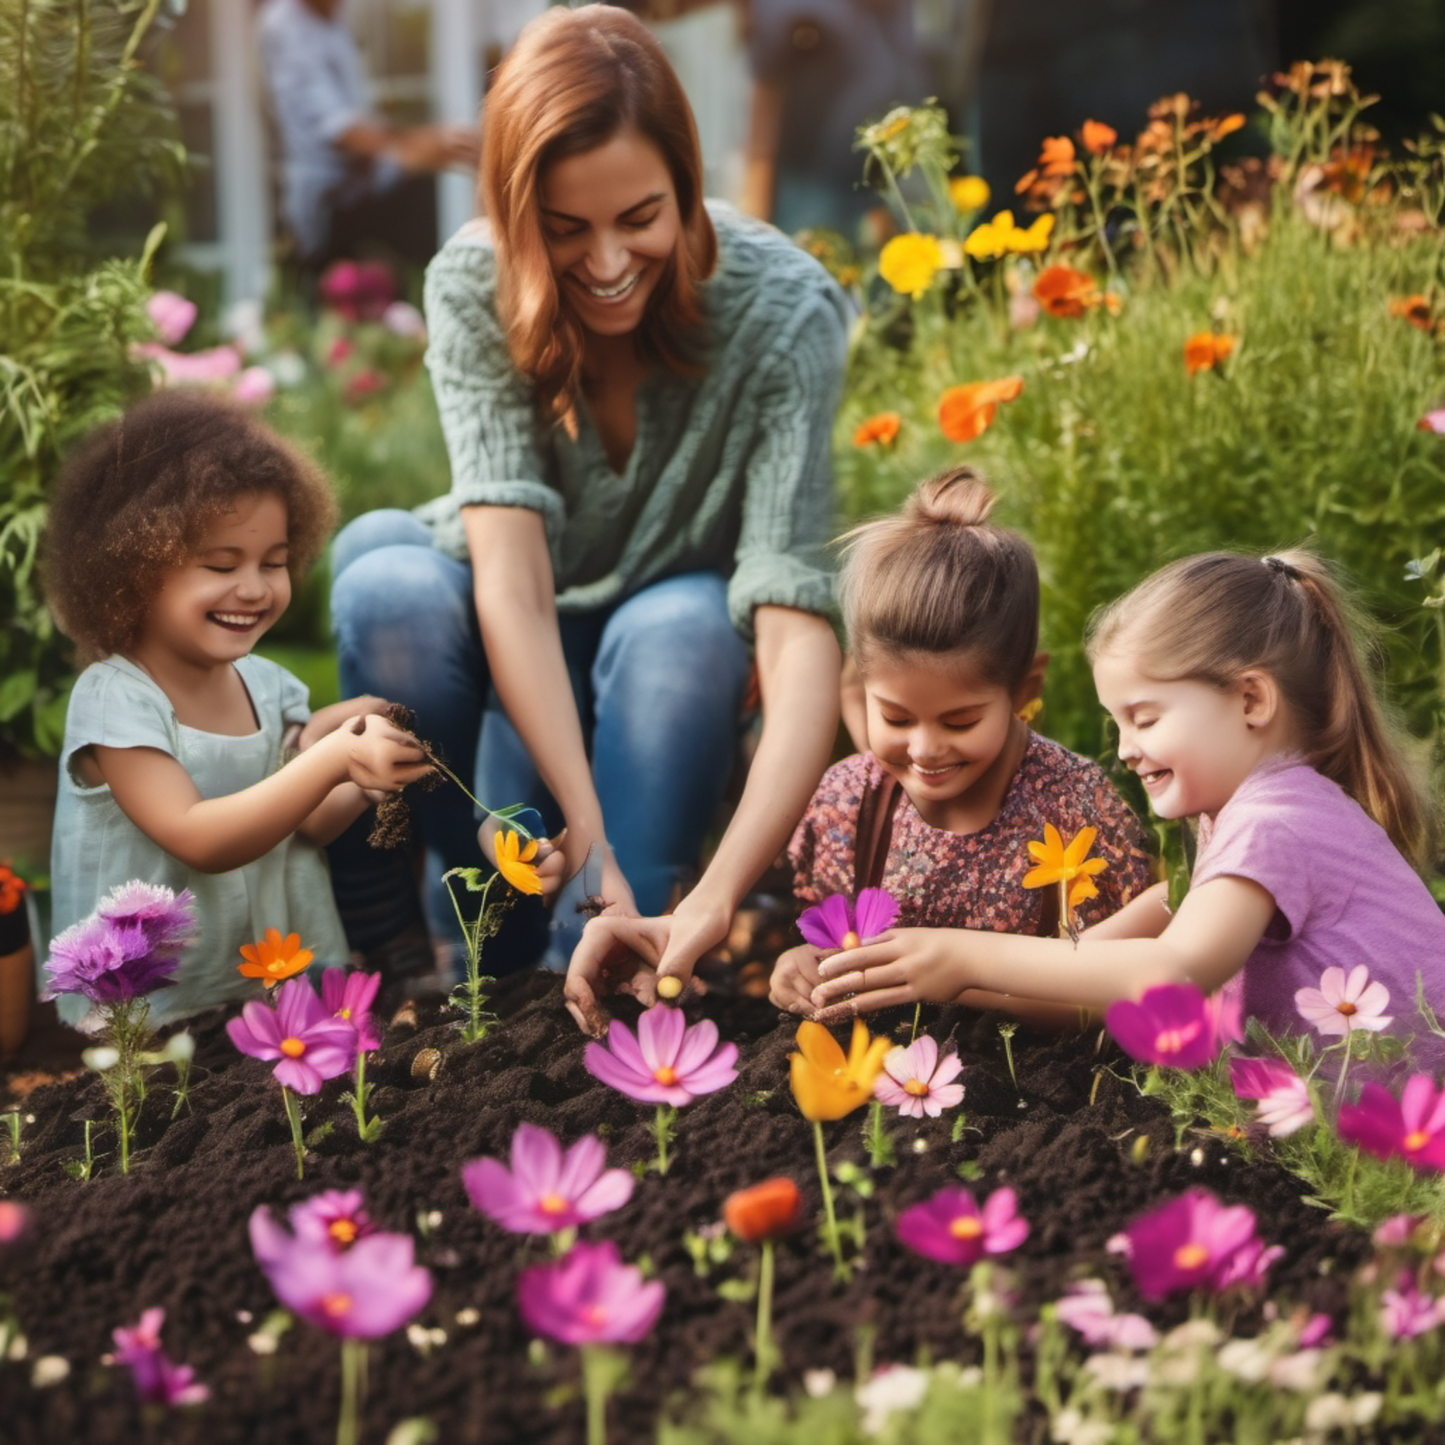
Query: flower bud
655 975 683 1000
723 1177 803 1243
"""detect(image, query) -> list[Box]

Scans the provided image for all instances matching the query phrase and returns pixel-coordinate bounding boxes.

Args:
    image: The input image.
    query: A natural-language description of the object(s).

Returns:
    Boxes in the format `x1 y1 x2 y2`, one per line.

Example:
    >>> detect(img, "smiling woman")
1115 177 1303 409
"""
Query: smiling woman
327 5 851 1019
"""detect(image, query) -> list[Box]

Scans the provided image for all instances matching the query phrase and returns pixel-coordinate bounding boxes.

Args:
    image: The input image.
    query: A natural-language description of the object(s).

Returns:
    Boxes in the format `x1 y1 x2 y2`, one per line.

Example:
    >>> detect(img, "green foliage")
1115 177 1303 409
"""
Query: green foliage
0 0 183 757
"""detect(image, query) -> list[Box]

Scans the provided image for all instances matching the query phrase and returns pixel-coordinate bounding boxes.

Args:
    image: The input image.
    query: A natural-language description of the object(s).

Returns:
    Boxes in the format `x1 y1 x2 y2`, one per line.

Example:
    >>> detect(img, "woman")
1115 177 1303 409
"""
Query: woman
330 5 848 1027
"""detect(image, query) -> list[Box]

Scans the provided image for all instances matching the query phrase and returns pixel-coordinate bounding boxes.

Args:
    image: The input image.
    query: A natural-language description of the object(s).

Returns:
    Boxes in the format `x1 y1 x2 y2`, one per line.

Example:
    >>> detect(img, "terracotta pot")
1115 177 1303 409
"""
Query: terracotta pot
0 756 58 877
0 941 33 1058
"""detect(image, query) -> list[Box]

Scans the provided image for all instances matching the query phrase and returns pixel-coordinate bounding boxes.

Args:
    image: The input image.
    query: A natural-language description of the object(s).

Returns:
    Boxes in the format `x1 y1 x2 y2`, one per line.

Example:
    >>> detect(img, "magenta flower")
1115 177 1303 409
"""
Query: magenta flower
145 290 197 346
894 1185 1029 1267
44 882 195 1003
1229 1056 1314 1137
1381 1278 1445 1340
1053 1279 1158 1350
250 1190 377 1265
320 968 382 1053
1374 1214 1426 1247
798 888 899 951
1419 409 1445 435
1295 964 1393 1037
1105 981 1240 1069
463 1122 633 1235
1337 1075 1445 1171
319 259 395 321
0 1200 28 1246
873 1036 965 1118
1123 1188 1273 1301
518 1240 664 1345
583 1004 738 1106
249 1205 431 1339
226 976 356 1095
112 1308 209 1407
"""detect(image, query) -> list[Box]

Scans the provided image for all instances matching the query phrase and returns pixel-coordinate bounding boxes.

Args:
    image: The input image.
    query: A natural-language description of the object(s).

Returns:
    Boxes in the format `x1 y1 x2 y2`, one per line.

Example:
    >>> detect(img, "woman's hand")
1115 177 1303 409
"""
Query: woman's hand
563 913 677 1036
768 943 827 1016
809 928 972 1024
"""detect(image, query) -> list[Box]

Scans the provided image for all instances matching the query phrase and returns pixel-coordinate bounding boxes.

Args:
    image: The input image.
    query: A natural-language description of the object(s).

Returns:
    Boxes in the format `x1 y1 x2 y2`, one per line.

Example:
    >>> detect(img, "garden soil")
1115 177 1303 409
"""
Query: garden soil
0 961 1377 1444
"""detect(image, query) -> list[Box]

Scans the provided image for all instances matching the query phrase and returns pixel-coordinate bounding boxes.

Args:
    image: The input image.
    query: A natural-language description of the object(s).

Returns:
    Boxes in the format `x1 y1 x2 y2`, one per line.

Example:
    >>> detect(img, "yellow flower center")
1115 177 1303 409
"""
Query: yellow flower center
267 959 288 974
339 1007 352 1020
1154 1024 1199 1056
654 1065 679 1086
1404 1130 1430 1152
904 1079 930 1097
842 931 861 950
280 1037 306 1058
329 1219 358 1246
539 1193 568 1216
321 1292 352 1319
1336 1000 1358 1017
1174 1243 1209 1270
948 1216 983 1240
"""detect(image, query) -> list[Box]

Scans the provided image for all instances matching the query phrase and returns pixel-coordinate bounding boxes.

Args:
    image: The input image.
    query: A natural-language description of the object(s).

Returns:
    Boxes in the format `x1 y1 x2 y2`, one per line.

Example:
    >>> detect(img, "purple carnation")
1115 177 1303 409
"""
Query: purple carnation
44 884 195 1004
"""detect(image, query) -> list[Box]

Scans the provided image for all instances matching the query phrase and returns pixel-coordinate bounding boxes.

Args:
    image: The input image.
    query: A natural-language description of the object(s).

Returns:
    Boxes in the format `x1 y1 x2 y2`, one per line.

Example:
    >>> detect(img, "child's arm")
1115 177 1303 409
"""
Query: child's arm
93 715 430 874
809 874 1276 1021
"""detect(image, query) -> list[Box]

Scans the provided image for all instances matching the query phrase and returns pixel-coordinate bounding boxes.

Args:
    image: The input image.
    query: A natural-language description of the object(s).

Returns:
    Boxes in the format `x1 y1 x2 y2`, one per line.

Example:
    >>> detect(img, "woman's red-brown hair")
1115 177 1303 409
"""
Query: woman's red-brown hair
480 3 717 426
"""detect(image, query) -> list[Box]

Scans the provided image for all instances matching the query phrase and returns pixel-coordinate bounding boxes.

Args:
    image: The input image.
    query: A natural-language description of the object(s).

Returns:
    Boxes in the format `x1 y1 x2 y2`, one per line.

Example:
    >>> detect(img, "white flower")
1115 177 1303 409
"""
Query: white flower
1217 1337 1271 1383
1053 1279 1158 1351
1083 1351 1151 1391
1304 1392 1381 1431
31 1355 70 1387
222 298 268 357
82 1046 120 1072
1269 1348 1328 1393
856 1365 930 1434
1051 1406 1112 1445
269 350 308 388
382 300 427 340
1294 964 1392 1037
803 1368 837 1398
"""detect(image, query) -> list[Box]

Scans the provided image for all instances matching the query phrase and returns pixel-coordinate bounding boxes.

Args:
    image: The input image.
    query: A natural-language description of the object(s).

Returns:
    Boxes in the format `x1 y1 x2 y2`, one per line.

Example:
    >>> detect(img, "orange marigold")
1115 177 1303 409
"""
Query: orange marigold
1033 265 1100 318
238 928 314 987
1183 331 1237 377
937 376 1025 443
724 1178 803 1242
1080 119 1117 155
0 864 25 915
1390 295 1433 333
852 411 902 448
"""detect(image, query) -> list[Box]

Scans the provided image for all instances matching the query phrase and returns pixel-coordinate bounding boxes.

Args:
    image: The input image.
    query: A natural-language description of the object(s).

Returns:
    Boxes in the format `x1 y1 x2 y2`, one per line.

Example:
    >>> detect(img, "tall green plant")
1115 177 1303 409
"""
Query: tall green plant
0 0 184 757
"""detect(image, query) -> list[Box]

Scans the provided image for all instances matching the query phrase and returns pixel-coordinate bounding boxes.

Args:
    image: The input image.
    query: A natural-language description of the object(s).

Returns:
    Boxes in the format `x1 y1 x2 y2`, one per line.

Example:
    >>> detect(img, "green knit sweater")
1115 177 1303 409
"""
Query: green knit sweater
415 202 851 639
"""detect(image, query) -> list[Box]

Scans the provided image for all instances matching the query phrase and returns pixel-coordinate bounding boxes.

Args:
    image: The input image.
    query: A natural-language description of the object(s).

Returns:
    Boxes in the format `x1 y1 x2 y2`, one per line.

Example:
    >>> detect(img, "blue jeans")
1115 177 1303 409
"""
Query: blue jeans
328 509 751 973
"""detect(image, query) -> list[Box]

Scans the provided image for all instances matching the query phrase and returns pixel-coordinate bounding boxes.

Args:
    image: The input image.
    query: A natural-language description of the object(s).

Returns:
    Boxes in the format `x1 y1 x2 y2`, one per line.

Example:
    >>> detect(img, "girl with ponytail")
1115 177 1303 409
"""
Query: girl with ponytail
809 546 1445 1067
770 468 1152 1015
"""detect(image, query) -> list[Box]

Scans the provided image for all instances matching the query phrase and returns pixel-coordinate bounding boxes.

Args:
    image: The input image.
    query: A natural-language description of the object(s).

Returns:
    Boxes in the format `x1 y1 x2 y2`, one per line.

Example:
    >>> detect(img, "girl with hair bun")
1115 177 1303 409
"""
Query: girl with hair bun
811 546 1445 1066
770 467 1152 1017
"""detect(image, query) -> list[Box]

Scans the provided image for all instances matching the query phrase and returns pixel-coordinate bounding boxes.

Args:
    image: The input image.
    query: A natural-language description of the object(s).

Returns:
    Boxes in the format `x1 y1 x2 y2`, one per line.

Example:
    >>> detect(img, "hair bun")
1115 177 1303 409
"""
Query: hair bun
907 466 997 528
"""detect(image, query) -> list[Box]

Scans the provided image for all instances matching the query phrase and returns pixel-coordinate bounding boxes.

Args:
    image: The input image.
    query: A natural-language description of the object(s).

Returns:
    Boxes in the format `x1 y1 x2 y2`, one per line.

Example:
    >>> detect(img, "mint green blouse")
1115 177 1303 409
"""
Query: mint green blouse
415 203 851 640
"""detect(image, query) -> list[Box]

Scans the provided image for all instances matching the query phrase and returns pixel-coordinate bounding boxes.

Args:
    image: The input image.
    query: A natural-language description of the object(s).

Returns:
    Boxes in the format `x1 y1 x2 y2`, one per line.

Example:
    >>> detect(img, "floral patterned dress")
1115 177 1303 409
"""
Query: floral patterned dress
789 733 1152 935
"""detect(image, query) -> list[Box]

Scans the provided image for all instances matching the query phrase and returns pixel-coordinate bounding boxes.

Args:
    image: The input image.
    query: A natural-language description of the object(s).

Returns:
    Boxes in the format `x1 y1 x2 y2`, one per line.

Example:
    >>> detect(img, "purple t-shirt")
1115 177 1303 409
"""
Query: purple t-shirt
1194 758 1445 1068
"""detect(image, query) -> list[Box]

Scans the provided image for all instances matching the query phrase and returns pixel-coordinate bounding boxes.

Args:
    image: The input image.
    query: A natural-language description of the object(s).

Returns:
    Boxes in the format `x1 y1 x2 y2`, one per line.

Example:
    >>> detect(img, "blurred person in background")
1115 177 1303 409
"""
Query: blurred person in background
258 0 480 274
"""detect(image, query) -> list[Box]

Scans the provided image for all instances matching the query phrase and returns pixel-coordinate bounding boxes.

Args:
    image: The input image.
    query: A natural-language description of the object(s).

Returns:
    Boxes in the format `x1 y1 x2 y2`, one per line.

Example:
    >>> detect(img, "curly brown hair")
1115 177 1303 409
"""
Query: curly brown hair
43 389 337 663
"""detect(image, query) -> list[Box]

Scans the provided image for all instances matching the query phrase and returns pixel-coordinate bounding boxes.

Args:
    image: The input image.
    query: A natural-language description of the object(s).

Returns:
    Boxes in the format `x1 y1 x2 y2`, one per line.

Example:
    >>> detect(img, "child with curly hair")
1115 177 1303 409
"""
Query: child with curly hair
43 390 428 1024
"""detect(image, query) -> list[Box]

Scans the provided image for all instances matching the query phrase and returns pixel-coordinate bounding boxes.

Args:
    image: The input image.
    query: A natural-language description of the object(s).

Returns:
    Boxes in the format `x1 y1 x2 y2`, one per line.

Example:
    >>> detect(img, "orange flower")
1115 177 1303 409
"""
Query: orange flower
723 1178 803 1242
495 829 543 896
937 376 1024 443
1037 135 1076 176
1033 265 1100 318
0 865 25 915
1390 295 1433 333
1080 119 1117 155
1208 113 1246 143
852 411 902 448
238 928 314 987
789 1019 890 1121
1183 331 1236 377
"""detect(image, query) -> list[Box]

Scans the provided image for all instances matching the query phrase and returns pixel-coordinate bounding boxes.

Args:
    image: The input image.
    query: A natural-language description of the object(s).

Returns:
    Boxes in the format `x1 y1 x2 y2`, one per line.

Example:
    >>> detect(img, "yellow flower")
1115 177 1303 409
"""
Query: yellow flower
1021 824 1109 892
963 216 1009 261
878 233 945 299
1007 212 1055 254
789 1019 891 1121
949 175 991 213
495 829 543 896
238 928 314 987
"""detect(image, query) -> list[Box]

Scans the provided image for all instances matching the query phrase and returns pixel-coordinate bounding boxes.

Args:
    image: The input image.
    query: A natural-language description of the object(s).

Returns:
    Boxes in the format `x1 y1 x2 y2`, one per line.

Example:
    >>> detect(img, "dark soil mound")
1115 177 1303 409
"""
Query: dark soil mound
0 971 1371 1444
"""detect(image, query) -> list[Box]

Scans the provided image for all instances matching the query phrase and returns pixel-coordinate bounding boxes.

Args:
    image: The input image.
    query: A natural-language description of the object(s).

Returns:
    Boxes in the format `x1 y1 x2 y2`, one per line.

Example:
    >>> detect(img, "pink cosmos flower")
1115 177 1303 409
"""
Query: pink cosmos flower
1374 1214 1426 1247
462 1122 634 1234
873 1036 965 1118
134 341 244 385
145 291 197 346
1052 1279 1158 1350
1123 1188 1274 1300
1229 1056 1314 1137
1295 964 1393 1037
517 1240 664 1346
249 1204 431 1339
319 968 382 1053
894 1185 1029 1267
232 365 277 406
112 1308 209 1407
798 889 898 951
0 1200 28 1245
1418 409 1445 435
260 1189 377 1258
583 1004 738 1106
1381 1278 1445 1340
1105 982 1241 1069
1337 1075 1445 1171
226 976 357 1095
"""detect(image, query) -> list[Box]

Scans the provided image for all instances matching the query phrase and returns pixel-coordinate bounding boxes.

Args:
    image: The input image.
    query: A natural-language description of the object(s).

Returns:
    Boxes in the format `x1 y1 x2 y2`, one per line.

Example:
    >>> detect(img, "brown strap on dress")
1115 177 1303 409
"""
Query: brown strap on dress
852 767 902 894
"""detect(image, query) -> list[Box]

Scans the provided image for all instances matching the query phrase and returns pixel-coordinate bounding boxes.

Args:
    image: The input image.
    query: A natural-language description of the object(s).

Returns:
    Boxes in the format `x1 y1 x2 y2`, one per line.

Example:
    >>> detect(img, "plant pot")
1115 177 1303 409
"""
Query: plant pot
0 940 33 1058
0 756 58 877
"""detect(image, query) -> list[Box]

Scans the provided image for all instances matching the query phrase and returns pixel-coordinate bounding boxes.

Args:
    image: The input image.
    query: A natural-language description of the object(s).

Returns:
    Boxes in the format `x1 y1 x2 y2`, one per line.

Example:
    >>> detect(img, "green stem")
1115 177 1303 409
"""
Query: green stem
351 1052 374 1141
336 1337 366 1445
581 1344 611 1445
282 1085 306 1180
812 1120 842 1273
1332 1029 1354 1109
751 1237 776 1404
652 1104 675 1175
908 1002 921 1044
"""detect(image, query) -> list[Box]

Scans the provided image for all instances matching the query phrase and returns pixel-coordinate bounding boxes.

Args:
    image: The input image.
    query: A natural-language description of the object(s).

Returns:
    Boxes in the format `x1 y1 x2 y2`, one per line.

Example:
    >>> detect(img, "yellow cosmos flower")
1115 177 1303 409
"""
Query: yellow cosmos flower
238 928 314 987
878 233 945 299
1021 824 1109 892
789 1019 891 1121
1007 212 1055 254
495 829 543 896
963 216 1009 261
949 175 991 213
